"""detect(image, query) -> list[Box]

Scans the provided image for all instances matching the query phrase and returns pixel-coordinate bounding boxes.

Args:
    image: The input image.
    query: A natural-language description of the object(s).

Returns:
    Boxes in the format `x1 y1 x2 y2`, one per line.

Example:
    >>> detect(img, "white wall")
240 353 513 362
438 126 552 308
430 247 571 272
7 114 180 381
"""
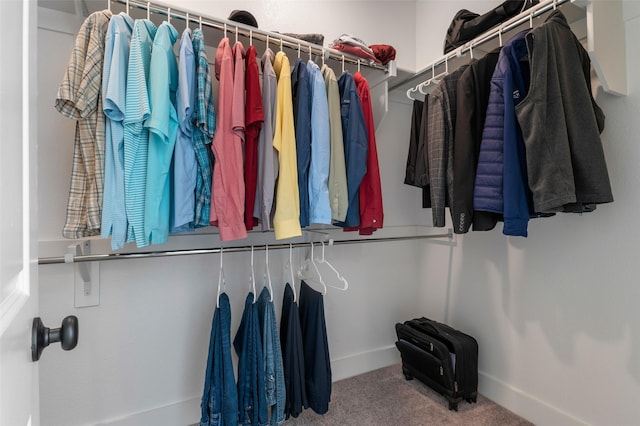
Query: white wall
36 2 430 425
412 2 640 425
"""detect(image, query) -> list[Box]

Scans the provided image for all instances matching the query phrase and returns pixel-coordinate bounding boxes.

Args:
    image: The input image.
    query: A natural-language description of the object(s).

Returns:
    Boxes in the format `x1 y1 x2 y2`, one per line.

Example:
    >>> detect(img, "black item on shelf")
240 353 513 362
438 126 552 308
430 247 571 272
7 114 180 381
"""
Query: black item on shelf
443 0 539 53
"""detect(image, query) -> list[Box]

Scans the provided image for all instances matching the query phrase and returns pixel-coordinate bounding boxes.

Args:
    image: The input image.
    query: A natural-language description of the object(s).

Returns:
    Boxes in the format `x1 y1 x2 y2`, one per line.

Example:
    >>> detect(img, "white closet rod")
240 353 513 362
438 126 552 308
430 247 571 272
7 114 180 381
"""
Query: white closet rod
38 230 453 265
397 0 569 95
111 0 389 72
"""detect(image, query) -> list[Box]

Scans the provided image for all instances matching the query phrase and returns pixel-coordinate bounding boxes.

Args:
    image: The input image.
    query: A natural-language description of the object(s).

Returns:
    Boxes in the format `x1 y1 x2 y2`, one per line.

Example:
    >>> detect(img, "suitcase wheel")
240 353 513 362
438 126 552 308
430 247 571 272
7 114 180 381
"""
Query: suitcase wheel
448 401 458 411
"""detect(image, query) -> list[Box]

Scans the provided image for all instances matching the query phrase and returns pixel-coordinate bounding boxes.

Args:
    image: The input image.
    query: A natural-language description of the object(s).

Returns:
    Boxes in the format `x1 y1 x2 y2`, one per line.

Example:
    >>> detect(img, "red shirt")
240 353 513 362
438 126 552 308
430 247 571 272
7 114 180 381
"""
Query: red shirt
244 45 264 230
352 72 383 235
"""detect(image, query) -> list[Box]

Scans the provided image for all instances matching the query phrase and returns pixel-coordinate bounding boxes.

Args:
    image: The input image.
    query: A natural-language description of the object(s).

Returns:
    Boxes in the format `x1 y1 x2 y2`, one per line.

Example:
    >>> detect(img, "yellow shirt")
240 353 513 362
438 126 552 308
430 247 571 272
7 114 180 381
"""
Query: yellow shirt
272 51 302 240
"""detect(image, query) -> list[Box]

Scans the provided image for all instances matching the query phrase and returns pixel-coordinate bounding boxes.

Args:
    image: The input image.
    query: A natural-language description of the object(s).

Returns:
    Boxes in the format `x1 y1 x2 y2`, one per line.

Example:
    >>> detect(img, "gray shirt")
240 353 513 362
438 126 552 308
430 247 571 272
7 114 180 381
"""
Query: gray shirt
254 48 279 230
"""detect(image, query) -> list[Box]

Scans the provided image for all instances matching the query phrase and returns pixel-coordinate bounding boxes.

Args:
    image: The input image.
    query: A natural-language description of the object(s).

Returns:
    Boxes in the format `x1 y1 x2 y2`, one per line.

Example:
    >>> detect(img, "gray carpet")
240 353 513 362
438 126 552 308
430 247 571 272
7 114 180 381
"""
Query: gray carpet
285 364 533 426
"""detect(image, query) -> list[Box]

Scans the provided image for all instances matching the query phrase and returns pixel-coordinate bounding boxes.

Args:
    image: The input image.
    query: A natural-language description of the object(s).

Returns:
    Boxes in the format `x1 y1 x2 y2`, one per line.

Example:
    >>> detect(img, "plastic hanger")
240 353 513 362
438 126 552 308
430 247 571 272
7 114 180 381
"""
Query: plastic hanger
288 243 297 303
185 13 189 31
316 241 349 291
250 246 256 302
125 0 129 16
107 0 111 12
199 16 202 31
217 247 226 308
298 242 327 295
264 244 273 302
249 30 253 46
146 2 150 20
167 7 171 24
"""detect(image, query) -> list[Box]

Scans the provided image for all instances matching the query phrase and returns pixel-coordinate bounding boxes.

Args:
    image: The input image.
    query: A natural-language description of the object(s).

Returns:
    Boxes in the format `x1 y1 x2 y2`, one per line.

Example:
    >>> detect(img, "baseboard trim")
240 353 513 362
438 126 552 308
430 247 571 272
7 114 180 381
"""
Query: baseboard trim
479 370 588 425
95 396 200 426
331 344 401 382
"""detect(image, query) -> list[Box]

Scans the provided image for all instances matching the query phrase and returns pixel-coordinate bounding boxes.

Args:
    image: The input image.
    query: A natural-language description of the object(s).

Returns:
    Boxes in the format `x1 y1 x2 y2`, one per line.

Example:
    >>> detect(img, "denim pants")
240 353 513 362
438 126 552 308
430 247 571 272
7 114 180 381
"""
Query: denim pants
200 293 238 426
280 283 307 419
234 292 268 425
257 287 286 425
299 281 332 415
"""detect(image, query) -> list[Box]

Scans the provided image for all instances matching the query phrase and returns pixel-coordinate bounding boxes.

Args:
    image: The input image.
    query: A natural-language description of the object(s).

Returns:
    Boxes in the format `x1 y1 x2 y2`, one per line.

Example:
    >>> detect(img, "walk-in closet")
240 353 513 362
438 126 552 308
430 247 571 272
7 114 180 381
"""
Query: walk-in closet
1 0 638 425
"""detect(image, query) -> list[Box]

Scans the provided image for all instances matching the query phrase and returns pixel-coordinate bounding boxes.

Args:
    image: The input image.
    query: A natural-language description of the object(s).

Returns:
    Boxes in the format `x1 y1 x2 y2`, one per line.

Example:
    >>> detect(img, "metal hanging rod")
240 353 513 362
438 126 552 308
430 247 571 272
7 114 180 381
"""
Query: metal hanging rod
38 230 453 265
395 0 570 95
110 0 389 72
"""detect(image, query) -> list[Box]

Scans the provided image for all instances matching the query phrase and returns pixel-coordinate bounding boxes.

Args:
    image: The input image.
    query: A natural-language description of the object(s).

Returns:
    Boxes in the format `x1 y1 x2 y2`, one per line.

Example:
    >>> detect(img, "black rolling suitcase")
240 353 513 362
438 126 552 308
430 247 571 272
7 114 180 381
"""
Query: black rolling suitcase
395 317 478 411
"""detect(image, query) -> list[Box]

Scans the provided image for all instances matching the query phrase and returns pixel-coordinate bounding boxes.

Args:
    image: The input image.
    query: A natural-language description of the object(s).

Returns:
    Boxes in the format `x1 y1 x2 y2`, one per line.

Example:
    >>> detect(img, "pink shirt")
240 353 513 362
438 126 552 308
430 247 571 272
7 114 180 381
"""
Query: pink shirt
210 38 247 240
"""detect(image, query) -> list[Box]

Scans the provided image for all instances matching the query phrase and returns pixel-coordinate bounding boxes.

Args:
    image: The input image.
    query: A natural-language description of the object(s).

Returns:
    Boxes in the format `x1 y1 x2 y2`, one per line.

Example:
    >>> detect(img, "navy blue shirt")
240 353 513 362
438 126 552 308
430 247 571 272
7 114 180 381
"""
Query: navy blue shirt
336 71 368 228
291 59 311 228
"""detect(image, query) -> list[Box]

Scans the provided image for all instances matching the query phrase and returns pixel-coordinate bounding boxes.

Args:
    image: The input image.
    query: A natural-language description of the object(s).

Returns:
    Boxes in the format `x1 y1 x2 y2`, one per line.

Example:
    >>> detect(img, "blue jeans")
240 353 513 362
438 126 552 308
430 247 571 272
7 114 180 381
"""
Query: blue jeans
257 288 286 425
234 293 268 425
200 293 238 426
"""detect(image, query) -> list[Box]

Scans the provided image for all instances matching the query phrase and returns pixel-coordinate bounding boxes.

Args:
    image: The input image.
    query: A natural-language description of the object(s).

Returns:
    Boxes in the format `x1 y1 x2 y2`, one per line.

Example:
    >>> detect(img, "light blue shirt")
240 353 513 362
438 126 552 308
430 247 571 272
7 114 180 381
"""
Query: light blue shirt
101 13 133 250
171 28 197 233
144 22 179 245
124 19 156 248
307 60 332 224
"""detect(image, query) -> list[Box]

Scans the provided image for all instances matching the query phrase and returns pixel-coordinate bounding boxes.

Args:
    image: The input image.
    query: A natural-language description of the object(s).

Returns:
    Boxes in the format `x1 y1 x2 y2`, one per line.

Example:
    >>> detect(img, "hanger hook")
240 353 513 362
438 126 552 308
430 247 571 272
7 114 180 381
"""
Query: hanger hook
297 43 301 58
126 0 129 15
249 30 253 46
280 38 283 51
108 0 111 12
185 13 189 31
309 45 312 61
357 59 361 73
266 244 273 302
251 246 256 301
217 246 224 308
224 23 227 38
167 7 171 24
266 34 269 49
199 16 202 31
146 2 150 20
235 25 238 44
321 49 325 67
289 243 296 303
341 55 345 73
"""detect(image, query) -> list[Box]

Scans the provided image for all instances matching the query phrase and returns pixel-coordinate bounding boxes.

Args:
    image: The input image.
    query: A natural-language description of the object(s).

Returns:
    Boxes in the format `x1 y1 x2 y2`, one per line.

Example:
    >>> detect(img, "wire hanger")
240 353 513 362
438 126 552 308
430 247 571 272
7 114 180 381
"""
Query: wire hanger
288 243 297 303
265 244 273 302
317 241 348 291
217 247 226 308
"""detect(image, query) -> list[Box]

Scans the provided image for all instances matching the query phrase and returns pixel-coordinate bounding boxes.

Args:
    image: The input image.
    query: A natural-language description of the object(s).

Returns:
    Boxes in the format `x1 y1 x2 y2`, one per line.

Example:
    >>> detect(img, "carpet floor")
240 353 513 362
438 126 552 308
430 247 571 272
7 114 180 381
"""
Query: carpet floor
285 364 533 426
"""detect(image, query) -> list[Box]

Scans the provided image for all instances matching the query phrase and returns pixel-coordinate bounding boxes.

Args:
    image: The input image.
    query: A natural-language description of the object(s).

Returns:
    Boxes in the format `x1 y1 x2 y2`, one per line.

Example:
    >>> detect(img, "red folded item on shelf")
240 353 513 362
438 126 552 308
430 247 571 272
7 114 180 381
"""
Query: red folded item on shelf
369 44 396 65
331 43 381 63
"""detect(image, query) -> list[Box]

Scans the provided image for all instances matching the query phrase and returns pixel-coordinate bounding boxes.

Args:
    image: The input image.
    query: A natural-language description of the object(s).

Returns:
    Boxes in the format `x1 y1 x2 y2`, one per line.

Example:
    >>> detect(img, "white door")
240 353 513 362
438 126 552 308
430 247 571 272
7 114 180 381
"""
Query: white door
0 0 40 425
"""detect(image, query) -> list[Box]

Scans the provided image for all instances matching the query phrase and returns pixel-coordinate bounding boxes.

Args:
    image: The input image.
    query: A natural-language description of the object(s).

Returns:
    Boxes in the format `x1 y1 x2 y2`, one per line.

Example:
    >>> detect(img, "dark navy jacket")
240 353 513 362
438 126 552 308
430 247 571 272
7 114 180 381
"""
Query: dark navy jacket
336 71 368 228
292 59 311 227
502 30 535 237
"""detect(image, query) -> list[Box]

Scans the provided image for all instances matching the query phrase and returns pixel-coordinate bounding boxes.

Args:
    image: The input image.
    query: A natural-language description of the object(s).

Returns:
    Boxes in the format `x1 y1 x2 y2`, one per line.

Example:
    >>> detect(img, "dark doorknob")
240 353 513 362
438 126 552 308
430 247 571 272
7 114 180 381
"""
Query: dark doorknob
31 316 79 362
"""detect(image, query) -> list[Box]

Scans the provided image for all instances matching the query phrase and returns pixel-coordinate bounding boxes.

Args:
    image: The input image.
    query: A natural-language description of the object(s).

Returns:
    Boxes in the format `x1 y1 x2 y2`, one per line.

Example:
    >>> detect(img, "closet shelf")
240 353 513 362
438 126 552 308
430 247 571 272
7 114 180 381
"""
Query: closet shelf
390 0 626 97
38 228 454 265
110 0 396 77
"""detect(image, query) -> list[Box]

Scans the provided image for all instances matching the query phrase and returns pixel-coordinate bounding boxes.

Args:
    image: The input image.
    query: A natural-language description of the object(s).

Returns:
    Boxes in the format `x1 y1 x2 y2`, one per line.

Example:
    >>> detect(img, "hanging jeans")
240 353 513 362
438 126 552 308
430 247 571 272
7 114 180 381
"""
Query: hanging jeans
280 283 307 419
299 281 332 415
234 292 268 426
200 293 238 426
257 287 286 425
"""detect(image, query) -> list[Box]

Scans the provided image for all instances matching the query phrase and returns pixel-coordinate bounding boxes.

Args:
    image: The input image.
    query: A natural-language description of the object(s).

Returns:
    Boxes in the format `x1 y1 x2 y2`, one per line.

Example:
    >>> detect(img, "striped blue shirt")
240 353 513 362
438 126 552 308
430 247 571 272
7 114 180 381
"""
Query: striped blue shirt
123 19 156 248
101 12 133 250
